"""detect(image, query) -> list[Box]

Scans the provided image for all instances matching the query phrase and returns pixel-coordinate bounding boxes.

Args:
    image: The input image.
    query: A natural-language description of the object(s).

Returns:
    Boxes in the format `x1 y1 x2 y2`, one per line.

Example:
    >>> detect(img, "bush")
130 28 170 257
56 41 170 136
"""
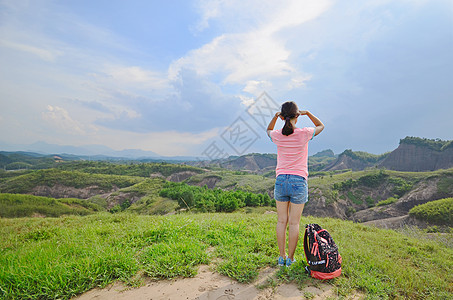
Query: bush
159 182 272 213
377 197 398 206
357 170 389 188
389 177 412 197
409 198 453 226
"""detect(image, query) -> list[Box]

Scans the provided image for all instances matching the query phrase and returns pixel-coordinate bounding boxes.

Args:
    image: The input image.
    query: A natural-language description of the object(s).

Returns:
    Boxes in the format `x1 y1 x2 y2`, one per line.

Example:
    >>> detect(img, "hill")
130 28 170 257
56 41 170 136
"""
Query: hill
0 193 103 218
2 159 453 227
322 149 388 171
379 137 453 171
409 197 453 226
304 168 453 225
322 137 453 172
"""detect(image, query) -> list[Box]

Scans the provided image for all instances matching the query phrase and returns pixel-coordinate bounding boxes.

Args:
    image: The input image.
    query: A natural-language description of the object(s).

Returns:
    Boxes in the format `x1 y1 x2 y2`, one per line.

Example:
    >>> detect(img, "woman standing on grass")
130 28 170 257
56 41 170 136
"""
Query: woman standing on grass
267 101 324 267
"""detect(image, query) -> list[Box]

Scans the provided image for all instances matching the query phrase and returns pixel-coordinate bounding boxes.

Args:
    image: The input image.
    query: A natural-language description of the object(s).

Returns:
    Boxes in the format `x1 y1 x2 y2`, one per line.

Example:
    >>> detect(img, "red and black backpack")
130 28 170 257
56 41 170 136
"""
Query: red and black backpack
303 223 342 280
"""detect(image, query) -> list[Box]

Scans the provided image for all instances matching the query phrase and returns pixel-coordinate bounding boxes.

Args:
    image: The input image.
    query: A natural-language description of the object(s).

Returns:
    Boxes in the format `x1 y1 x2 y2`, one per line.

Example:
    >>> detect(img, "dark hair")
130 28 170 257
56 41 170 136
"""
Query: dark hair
281 101 298 136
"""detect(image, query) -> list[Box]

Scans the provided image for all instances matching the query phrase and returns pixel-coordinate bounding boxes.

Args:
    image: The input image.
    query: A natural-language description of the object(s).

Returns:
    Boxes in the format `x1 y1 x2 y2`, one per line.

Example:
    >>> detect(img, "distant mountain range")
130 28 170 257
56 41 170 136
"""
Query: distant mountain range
0 141 199 161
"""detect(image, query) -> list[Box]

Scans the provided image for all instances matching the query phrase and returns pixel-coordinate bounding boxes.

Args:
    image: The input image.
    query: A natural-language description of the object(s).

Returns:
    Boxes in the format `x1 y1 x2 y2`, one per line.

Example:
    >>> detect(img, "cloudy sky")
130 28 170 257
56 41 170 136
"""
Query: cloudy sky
0 0 452 158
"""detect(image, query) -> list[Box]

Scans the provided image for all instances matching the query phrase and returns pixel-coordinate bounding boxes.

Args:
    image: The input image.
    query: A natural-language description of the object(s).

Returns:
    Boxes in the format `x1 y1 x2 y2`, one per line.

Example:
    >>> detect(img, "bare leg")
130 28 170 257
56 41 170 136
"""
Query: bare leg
275 201 289 258
287 203 305 261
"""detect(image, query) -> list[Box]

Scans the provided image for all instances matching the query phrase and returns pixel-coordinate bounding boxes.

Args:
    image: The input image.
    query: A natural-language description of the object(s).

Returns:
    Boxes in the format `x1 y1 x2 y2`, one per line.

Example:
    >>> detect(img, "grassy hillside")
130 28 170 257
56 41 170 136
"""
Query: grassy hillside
0 213 451 299
115 178 178 215
401 136 453 151
0 152 58 170
0 193 103 218
56 161 205 177
409 198 453 226
0 169 143 194
341 149 390 164
309 168 453 208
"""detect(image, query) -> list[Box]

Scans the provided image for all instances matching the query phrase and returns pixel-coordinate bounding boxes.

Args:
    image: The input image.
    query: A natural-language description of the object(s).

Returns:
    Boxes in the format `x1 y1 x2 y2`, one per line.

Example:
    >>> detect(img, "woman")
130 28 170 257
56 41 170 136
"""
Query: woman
266 101 324 267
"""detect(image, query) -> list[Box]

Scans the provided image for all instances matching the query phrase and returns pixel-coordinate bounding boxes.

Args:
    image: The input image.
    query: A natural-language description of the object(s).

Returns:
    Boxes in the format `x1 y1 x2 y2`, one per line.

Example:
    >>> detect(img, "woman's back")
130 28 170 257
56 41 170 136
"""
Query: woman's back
270 127 315 179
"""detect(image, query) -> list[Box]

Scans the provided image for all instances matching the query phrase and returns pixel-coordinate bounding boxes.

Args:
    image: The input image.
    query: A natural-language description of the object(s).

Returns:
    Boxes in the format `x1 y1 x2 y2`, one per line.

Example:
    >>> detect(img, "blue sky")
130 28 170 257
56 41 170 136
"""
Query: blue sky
0 0 452 157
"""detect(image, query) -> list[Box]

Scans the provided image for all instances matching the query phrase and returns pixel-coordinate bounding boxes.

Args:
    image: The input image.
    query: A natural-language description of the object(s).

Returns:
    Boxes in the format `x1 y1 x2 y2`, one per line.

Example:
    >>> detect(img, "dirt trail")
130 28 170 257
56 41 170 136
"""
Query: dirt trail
73 265 356 300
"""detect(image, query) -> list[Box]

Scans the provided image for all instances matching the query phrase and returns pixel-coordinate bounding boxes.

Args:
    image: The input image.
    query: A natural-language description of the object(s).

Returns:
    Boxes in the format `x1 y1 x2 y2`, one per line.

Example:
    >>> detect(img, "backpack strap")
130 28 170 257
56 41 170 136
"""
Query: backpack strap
303 225 310 265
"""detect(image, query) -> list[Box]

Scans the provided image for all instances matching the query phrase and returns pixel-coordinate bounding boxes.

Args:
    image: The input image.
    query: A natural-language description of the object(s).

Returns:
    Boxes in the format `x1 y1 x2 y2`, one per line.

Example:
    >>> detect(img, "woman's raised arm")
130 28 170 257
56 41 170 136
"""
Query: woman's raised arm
299 110 324 136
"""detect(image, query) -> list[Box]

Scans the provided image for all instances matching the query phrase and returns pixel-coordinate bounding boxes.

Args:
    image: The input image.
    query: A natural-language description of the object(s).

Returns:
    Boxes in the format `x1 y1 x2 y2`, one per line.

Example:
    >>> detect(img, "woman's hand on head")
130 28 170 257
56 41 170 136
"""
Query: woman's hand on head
298 110 308 116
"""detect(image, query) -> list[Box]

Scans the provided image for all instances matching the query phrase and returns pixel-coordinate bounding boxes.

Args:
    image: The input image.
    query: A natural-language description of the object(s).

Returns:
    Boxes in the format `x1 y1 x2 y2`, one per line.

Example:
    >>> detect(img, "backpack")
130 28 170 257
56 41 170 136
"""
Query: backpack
303 223 342 280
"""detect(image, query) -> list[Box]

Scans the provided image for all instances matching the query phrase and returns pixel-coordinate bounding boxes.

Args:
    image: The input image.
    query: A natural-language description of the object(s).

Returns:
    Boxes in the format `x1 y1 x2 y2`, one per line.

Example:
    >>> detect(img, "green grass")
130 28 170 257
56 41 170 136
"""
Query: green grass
0 213 452 299
0 193 104 218
437 177 453 195
409 198 453 226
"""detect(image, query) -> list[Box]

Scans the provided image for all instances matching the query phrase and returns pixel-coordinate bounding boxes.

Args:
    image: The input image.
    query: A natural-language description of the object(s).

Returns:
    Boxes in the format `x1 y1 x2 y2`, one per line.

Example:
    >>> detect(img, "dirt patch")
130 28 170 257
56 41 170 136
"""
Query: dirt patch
73 266 363 300
191 176 222 189
167 171 199 182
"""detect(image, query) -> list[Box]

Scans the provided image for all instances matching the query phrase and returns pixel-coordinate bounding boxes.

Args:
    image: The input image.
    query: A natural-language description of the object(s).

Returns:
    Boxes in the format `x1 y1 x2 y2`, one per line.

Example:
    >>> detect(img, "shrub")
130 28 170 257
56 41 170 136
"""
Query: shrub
389 177 412 197
377 197 398 206
159 182 272 212
409 198 453 226
357 170 389 188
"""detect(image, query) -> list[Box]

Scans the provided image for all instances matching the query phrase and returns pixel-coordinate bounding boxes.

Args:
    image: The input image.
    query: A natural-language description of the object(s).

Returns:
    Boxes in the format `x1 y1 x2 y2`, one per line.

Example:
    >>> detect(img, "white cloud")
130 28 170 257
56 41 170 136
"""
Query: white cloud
103 65 168 86
243 80 273 95
42 105 88 135
287 74 313 89
193 0 224 32
0 39 62 62
172 0 331 90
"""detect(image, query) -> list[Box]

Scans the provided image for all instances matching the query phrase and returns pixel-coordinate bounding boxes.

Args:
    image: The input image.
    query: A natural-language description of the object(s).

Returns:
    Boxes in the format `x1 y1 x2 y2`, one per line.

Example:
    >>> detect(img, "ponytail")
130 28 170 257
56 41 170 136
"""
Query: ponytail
280 101 298 136
282 117 294 136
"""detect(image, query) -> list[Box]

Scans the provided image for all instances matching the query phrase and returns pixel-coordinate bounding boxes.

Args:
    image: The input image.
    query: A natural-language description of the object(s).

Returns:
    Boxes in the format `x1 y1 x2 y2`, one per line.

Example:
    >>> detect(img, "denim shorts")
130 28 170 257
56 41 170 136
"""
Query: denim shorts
274 174 308 204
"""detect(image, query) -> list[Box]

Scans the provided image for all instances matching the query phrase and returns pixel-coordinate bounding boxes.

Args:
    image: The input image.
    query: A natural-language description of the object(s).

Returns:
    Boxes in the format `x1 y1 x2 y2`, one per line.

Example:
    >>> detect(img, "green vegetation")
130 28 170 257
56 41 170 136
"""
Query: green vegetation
0 213 451 299
120 178 179 215
409 198 453 226
377 197 398 206
185 171 274 194
159 182 273 212
388 177 413 197
0 193 103 218
308 154 336 171
333 170 391 190
0 152 58 170
438 177 453 195
330 170 414 206
341 149 389 163
0 169 143 194
0 170 33 184
400 136 453 151
57 161 205 177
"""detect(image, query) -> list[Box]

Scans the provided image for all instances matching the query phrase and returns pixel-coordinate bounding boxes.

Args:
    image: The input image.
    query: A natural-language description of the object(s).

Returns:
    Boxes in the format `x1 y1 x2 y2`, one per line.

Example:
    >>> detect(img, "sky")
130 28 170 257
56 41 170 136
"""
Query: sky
0 0 452 158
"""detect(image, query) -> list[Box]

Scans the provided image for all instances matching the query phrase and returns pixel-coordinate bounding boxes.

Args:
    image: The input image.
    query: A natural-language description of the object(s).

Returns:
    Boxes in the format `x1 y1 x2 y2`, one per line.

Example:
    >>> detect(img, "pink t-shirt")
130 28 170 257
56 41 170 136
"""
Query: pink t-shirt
269 127 315 179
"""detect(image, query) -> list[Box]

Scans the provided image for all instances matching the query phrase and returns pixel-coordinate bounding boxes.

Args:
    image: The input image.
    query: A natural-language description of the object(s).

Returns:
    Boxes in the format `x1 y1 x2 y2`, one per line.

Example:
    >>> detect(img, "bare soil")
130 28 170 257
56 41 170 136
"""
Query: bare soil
73 265 363 300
